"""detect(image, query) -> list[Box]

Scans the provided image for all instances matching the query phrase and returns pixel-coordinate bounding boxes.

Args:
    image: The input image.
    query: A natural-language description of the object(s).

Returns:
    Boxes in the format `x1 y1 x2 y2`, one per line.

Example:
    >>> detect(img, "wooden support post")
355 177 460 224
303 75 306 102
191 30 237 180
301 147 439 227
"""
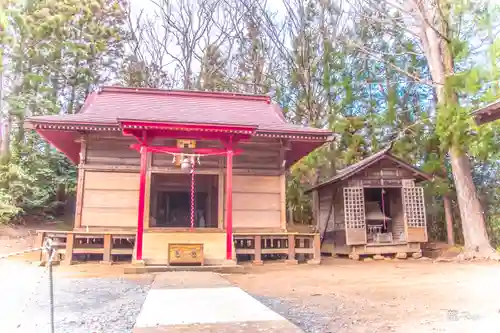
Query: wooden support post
307 233 321 264
286 234 298 264
35 232 45 261
280 173 287 231
253 235 263 265
74 136 87 228
101 234 112 264
225 148 234 260
64 234 75 265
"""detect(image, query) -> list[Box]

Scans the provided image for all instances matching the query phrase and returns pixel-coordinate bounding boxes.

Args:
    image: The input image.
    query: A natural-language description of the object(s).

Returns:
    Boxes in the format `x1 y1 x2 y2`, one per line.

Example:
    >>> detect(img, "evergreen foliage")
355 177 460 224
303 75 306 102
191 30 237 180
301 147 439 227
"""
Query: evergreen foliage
0 0 498 249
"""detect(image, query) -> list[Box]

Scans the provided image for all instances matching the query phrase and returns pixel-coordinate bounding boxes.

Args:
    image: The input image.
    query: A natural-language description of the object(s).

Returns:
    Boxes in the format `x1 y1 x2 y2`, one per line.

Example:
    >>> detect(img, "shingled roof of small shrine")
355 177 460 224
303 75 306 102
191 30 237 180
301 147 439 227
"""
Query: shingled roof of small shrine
473 98 500 125
304 146 433 193
26 86 332 137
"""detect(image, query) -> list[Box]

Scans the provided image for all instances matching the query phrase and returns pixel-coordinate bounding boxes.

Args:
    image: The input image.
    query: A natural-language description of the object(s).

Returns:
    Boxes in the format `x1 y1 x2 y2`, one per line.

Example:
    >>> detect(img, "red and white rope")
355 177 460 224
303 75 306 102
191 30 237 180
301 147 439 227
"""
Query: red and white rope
190 162 196 230
147 146 228 157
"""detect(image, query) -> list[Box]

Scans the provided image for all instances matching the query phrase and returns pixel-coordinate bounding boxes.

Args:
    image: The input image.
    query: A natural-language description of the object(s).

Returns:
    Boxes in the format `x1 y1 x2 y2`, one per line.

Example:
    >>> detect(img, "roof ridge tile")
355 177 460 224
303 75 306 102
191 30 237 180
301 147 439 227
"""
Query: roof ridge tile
100 86 271 103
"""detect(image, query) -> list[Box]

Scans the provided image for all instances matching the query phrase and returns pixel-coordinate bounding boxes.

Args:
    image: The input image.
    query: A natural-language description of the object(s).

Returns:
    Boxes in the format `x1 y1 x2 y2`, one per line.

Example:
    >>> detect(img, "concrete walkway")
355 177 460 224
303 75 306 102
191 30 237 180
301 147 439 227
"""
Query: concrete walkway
133 272 302 332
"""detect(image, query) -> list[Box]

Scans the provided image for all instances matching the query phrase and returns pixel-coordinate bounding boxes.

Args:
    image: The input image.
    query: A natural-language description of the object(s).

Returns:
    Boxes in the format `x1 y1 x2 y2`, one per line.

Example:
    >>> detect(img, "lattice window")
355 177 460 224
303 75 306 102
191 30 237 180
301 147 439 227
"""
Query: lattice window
402 186 426 227
343 187 366 229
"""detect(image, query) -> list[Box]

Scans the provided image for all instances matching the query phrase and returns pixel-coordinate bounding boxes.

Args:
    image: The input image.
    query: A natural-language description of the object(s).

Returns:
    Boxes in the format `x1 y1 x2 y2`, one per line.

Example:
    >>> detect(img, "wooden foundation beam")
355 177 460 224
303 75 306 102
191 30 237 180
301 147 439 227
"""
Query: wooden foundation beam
286 234 298 264
101 234 113 264
307 233 321 264
64 234 75 265
253 235 263 265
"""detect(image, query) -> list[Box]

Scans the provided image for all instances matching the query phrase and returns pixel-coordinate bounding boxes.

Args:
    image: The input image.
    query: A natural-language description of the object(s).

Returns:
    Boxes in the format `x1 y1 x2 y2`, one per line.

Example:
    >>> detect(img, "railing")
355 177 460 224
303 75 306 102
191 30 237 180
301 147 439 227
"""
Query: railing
234 232 321 264
35 230 136 264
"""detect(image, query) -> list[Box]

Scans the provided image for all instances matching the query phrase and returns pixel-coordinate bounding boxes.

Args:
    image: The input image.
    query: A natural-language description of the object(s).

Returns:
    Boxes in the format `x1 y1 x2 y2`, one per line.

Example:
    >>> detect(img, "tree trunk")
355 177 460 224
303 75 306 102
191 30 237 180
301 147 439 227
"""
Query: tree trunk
423 0 497 258
0 53 9 161
0 117 10 161
440 163 454 245
443 195 454 245
448 146 495 257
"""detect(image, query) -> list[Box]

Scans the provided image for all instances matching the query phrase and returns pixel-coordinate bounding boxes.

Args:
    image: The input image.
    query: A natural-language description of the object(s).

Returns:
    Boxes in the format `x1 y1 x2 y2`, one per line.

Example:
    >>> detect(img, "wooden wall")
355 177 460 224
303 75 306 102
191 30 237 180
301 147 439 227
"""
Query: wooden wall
80 171 139 227
142 231 227 265
388 188 405 241
76 133 286 231
85 133 283 171
317 187 335 235
230 175 282 229
317 186 347 252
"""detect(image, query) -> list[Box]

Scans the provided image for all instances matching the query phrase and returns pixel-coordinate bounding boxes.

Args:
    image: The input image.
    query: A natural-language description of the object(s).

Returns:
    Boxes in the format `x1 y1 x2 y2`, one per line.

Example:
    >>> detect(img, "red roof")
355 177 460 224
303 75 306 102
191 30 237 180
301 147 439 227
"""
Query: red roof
26 86 331 137
26 86 332 166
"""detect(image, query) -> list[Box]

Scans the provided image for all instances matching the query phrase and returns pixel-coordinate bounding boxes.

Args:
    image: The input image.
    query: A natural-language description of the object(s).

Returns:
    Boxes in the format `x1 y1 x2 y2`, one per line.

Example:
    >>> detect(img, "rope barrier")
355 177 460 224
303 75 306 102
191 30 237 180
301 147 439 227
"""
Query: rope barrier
0 246 44 260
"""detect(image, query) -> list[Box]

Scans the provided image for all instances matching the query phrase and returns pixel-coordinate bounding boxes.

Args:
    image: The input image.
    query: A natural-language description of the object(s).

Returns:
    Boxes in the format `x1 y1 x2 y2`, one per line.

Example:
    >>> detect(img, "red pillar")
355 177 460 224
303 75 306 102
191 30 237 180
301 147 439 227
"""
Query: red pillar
225 149 234 260
136 146 147 261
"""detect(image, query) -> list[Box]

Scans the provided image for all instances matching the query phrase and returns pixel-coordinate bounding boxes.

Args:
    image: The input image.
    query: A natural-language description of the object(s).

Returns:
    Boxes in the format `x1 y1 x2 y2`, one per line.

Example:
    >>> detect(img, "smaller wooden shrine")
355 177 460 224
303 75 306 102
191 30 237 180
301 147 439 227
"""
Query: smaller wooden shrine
305 147 433 259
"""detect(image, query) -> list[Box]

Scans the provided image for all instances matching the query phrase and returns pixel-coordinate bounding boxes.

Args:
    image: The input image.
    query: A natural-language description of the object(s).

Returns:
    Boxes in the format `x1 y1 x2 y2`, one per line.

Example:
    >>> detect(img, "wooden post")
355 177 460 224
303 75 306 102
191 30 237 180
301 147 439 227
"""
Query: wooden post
286 234 298 264
74 136 87 228
101 234 112 264
307 233 321 264
35 231 45 261
225 148 234 260
280 173 287 231
136 146 147 261
64 234 75 265
253 235 263 265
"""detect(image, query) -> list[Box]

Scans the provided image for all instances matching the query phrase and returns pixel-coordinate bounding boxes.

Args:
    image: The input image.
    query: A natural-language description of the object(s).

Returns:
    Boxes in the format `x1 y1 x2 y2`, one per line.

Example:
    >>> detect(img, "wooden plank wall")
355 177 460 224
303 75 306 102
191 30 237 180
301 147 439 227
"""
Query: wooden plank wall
78 133 286 230
142 231 227 265
318 186 347 248
317 187 335 235
81 171 139 227
85 133 283 171
230 175 282 229
389 188 405 241
86 135 139 166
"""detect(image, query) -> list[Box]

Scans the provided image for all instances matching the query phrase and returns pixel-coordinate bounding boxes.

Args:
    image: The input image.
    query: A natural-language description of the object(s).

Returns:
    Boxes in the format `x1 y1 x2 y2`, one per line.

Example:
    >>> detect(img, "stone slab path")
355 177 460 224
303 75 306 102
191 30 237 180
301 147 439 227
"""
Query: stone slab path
133 272 302 333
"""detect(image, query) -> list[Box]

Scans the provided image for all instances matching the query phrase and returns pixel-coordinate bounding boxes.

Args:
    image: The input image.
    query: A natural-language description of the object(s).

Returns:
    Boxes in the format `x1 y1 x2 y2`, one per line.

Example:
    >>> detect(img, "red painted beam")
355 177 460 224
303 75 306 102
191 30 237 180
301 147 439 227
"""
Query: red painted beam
225 148 234 260
136 146 147 261
119 120 257 133
130 144 242 156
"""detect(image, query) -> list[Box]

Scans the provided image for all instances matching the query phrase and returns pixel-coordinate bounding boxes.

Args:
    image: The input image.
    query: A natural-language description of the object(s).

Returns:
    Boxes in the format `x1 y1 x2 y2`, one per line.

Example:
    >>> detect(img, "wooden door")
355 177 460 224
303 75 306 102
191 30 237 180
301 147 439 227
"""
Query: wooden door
343 187 367 245
402 186 427 242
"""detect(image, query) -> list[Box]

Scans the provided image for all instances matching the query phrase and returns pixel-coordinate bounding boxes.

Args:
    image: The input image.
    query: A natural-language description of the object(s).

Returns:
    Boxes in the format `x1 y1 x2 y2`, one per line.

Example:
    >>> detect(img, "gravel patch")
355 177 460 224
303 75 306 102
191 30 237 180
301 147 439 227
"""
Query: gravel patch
0 261 152 333
254 295 337 333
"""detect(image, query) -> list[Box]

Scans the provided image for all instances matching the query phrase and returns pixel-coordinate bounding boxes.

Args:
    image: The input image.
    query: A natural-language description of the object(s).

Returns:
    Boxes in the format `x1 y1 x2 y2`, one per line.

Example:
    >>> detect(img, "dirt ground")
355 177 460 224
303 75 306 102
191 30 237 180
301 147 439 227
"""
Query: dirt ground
227 258 500 332
2 225 500 332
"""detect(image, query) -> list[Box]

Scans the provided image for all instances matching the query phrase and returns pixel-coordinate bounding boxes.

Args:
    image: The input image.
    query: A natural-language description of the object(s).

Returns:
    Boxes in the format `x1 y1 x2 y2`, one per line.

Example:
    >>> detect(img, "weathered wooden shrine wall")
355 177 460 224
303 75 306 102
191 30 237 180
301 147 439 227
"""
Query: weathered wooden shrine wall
347 160 416 187
80 171 139 227
317 186 346 249
388 188 405 241
76 132 286 230
230 175 284 229
314 158 427 250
